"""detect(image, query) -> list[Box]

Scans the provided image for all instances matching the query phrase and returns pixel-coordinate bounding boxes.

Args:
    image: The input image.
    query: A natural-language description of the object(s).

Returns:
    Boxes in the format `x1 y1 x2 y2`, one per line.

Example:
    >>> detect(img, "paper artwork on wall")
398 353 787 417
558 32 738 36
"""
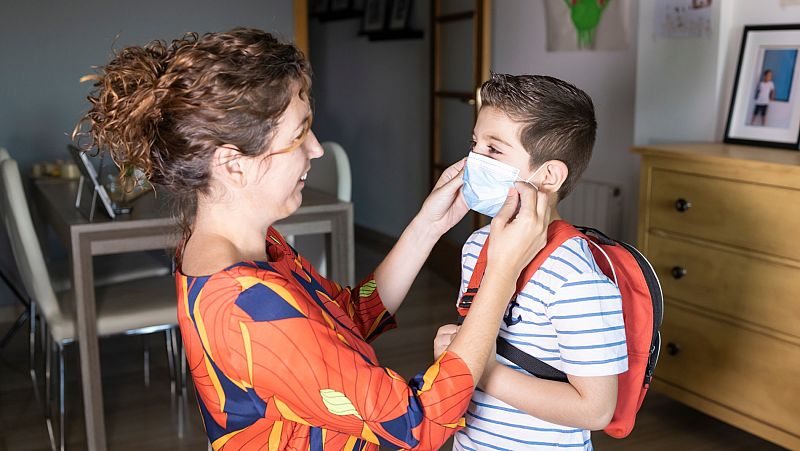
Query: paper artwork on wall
544 0 631 52
655 0 713 39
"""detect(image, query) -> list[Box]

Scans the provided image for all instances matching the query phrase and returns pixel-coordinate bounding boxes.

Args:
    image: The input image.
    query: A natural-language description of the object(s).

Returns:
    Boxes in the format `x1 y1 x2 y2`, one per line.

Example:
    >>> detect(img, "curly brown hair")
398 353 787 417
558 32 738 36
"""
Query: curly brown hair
73 27 311 252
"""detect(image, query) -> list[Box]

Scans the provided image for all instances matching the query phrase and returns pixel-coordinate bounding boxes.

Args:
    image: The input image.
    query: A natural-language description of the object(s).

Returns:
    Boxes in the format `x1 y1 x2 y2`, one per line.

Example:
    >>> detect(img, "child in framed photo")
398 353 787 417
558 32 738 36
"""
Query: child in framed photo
748 50 797 128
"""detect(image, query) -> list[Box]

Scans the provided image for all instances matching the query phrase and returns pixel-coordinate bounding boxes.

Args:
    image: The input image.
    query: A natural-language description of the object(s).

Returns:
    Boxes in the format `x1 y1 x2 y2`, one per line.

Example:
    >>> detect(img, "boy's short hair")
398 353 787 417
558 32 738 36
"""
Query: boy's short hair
479 73 596 201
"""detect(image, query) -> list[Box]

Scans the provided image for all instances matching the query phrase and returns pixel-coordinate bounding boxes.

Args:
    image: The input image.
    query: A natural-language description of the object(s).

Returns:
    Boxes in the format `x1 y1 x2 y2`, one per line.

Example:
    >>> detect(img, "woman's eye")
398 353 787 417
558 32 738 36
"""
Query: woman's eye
487 146 501 154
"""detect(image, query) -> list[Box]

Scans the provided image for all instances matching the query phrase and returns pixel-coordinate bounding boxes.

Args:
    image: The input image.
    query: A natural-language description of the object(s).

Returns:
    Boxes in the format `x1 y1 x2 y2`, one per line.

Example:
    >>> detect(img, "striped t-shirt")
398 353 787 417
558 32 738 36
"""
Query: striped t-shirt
453 225 628 451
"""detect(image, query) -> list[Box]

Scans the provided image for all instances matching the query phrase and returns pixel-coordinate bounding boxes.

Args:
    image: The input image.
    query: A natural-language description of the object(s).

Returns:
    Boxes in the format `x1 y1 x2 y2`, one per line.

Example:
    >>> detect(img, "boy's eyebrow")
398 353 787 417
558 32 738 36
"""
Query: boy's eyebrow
486 134 513 148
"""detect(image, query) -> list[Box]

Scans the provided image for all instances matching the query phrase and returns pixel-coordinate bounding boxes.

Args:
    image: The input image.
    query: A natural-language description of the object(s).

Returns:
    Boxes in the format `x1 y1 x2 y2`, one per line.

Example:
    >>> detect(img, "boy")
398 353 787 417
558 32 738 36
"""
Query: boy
449 74 627 450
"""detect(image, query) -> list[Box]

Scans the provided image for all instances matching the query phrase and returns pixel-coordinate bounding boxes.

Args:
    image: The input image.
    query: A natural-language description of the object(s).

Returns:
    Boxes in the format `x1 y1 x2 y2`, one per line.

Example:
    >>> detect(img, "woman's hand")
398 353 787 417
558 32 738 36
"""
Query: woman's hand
487 181 551 278
433 324 460 360
415 159 469 238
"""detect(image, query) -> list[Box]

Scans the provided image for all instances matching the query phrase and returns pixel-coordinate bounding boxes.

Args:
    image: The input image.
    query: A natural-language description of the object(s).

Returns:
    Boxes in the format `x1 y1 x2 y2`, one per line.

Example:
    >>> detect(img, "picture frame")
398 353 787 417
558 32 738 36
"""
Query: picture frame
362 0 389 32
388 0 413 30
329 0 352 12
311 0 331 15
68 145 121 221
724 24 800 149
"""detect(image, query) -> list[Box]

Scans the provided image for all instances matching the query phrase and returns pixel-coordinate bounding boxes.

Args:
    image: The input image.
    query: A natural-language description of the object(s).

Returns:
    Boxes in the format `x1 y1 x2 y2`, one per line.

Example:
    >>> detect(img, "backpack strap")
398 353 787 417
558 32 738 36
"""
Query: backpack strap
496 337 568 382
457 220 584 381
458 220 583 315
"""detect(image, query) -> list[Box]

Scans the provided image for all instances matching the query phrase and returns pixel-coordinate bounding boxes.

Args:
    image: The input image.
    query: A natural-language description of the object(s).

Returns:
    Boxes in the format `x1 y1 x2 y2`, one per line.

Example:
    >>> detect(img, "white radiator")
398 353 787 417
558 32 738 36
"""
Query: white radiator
558 179 623 238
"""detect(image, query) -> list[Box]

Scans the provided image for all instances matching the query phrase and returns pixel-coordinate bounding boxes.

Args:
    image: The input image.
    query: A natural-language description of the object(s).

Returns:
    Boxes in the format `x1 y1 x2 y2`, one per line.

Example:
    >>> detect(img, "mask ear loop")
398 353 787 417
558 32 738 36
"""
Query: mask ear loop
517 163 546 191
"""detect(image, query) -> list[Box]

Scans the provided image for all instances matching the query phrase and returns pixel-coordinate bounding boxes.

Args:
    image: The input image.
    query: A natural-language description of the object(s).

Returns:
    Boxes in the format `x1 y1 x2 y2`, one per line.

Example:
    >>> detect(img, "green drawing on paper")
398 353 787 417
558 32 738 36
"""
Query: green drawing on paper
564 0 610 49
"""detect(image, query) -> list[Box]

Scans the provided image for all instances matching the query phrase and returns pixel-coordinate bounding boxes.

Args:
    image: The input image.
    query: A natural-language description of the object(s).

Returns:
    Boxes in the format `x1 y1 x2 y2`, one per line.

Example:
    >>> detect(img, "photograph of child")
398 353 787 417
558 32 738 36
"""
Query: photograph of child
748 48 798 128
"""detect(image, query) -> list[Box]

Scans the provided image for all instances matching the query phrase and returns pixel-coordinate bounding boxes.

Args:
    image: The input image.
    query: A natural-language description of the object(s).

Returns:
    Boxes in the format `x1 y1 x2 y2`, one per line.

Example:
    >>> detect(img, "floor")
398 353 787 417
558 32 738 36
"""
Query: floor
0 240 786 450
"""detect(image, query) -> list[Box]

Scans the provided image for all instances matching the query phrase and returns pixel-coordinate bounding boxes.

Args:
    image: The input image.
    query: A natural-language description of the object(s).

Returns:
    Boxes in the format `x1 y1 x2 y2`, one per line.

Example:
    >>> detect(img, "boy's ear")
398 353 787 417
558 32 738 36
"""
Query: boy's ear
211 144 248 188
537 160 568 195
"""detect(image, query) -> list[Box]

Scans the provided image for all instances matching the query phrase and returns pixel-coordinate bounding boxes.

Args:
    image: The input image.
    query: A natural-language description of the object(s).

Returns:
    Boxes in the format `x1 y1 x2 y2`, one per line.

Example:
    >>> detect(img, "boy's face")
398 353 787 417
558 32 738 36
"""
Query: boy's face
471 106 541 184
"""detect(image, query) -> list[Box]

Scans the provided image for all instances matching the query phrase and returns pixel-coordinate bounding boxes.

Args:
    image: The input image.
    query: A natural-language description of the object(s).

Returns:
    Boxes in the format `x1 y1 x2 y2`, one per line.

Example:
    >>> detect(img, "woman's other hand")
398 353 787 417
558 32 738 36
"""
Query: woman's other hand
415 158 469 237
433 324 460 360
488 181 551 277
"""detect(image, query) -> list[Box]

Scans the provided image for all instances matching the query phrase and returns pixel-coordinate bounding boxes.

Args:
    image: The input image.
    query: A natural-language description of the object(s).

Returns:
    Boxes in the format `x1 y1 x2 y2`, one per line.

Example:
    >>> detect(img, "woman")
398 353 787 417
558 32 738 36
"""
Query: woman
76 28 549 450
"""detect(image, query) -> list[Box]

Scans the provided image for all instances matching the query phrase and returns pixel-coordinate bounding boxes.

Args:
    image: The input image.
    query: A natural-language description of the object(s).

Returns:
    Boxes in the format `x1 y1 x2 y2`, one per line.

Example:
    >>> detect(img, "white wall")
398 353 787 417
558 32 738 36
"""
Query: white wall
715 0 800 138
634 1 725 145
492 0 641 241
635 0 800 145
309 5 431 238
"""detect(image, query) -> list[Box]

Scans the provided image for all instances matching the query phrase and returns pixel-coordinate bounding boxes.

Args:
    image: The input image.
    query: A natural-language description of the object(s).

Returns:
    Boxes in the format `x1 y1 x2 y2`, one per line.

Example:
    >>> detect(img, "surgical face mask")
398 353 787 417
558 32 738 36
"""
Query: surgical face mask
461 152 545 217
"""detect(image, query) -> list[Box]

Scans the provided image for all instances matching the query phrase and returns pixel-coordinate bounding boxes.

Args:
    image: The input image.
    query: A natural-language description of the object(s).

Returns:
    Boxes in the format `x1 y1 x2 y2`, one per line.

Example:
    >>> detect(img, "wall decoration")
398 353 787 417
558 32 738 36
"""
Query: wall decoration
544 0 631 52
724 25 800 149
655 0 712 39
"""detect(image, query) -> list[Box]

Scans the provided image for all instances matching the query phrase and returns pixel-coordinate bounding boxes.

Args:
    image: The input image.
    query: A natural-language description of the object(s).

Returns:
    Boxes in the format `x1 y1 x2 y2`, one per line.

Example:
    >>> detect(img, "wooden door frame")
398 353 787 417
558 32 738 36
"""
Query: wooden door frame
294 0 309 56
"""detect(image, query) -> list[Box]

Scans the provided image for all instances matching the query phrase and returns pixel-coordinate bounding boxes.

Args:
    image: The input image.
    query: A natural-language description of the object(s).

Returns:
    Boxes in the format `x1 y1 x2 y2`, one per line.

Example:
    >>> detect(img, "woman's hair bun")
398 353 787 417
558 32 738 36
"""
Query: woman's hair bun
74 35 196 179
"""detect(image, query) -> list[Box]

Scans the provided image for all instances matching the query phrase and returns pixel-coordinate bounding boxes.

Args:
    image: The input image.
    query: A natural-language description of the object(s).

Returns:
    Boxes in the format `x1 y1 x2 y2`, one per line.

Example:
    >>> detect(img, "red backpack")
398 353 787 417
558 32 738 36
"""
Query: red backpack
457 220 663 438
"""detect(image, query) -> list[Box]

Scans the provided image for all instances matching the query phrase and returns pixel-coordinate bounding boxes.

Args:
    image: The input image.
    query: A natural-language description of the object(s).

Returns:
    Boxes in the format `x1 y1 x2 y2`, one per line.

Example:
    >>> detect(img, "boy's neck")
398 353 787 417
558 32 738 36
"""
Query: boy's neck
550 205 562 223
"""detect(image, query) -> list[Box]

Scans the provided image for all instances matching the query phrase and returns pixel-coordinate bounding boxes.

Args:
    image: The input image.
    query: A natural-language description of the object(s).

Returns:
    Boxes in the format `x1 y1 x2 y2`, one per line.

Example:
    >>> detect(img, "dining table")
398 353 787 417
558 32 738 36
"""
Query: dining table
31 177 354 451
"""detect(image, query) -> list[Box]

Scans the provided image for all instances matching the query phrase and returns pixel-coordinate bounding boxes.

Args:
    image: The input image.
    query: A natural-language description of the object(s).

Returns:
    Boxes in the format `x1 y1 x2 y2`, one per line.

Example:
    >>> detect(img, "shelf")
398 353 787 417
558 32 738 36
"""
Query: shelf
311 9 363 22
360 29 424 41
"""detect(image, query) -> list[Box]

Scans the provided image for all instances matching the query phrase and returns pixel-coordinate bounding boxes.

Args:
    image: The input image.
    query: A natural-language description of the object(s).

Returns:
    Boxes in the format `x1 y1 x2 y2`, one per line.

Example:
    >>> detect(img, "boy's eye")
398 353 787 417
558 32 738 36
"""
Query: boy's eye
487 146 501 154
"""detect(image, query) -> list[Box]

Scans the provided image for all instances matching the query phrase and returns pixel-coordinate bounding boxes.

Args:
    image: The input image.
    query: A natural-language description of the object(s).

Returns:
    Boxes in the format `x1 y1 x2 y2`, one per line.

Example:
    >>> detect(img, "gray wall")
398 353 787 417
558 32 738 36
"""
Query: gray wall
0 0 294 172
308 4 431 238
0 0 294 309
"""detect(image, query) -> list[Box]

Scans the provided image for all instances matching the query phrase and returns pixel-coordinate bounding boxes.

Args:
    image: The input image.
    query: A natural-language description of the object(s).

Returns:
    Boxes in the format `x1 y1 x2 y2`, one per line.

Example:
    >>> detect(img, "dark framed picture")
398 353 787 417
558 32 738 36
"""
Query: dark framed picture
388 0 413 30
330 0 352 11
312 0 331 15
724 24 800 149
68 145 117 220
362 0 389 32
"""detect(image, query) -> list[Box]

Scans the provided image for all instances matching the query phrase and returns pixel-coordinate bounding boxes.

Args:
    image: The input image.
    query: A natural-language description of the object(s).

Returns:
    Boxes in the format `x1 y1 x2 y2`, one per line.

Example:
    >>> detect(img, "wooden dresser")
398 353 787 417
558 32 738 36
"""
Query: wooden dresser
634 143 800 449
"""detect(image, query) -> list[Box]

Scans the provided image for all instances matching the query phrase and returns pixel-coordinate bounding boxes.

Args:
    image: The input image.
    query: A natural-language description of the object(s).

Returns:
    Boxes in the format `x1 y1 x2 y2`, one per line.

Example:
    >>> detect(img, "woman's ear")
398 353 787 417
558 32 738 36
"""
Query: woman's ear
537 160 568 195
211 144 247 188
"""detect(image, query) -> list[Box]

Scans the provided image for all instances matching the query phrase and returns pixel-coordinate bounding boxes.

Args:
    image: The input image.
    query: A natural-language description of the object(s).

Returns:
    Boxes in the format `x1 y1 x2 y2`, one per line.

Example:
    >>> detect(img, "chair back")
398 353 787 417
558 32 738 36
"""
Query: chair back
308 141 352 202
0 158 62 322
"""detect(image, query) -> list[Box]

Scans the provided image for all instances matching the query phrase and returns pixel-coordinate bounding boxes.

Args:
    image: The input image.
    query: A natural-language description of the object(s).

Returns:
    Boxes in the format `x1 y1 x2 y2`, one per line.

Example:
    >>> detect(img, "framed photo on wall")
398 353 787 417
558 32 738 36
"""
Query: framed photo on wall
388 0 413 30
362 0 389 32
724 24 800 149
312 0 331 15
329 0 351 11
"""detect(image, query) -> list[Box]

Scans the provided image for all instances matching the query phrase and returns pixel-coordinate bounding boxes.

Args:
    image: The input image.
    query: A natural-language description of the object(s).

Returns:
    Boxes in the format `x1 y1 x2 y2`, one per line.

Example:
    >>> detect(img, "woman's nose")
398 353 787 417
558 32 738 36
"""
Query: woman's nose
304 130 324 159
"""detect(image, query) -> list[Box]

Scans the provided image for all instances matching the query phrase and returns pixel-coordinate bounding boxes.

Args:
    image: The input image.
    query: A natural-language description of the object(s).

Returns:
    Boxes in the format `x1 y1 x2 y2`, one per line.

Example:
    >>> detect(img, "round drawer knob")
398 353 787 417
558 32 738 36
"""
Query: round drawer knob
675 198 692 212
671 266 687 279
667 342 681 356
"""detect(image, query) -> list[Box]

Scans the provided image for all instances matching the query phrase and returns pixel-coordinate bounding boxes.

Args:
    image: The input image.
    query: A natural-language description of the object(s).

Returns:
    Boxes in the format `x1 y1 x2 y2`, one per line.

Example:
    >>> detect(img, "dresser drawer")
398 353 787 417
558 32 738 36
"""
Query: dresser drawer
647 234 800 339
657 305 800 436
648 169 800 260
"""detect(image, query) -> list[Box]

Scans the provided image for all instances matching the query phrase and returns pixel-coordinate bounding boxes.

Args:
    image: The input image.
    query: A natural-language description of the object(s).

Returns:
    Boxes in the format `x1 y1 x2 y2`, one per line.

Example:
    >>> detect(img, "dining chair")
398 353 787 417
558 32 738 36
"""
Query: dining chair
0 157 179 451
291 141 352 277
0 147 41 391
0 148 172 400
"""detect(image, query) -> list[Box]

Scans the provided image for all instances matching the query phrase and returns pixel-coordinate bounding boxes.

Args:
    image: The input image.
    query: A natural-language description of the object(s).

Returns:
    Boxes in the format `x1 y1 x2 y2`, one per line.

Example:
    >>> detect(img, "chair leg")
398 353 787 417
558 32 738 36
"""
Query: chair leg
179 332 187 397
0 308 28 348
165 329 176 395
143 336 150 388
45 337 56 451
30 301 38 398
58 344 65 451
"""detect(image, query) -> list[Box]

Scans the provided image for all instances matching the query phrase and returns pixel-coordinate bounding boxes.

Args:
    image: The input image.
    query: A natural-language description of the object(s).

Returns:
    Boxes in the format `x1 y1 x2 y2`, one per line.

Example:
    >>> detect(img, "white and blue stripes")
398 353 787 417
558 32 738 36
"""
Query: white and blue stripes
454 225 626 450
